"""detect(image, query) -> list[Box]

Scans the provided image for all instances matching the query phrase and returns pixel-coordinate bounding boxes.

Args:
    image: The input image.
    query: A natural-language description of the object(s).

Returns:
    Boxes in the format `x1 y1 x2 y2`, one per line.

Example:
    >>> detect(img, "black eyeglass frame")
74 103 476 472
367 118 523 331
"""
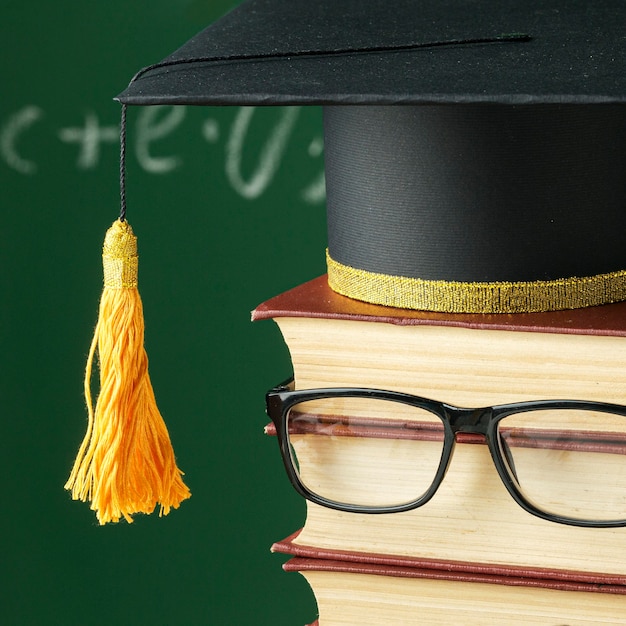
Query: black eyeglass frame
265 377 626 528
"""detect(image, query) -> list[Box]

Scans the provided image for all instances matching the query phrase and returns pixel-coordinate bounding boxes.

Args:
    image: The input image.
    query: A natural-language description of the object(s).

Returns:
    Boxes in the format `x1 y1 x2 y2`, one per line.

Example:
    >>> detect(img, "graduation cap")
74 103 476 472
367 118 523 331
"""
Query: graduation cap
116 0 626 314
117 0 626 315
66 0 626 521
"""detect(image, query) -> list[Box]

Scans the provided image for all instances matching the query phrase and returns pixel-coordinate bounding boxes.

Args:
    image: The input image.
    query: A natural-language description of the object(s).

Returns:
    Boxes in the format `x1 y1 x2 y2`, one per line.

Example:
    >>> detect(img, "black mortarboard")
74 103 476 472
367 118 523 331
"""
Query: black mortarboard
117 0 626 314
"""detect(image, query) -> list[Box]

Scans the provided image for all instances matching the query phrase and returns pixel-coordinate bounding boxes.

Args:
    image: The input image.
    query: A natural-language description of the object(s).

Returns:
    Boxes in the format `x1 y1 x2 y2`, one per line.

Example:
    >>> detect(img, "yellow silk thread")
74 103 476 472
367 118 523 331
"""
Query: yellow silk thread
327 251 626 314
102 220 138 289
65 219 190 524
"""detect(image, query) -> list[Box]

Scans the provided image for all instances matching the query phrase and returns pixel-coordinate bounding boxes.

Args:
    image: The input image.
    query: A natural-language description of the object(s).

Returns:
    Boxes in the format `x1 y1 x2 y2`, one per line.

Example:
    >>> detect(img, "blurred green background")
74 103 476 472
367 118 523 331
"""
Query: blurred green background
1 1 325 623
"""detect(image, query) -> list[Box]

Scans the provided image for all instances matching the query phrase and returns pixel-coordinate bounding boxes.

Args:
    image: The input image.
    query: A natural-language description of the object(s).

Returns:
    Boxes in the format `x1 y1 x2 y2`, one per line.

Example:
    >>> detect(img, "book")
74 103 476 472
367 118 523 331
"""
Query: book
282 554 626 625
254 276 626 577
271 530 626 589
274 531 626 625
252 276 626 408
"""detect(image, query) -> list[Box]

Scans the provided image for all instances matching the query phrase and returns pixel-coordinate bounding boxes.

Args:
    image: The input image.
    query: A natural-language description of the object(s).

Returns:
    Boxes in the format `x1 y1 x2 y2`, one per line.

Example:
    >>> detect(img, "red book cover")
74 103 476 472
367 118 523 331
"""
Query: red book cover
273 530 626 593
284 556 626 595
253 274 626 337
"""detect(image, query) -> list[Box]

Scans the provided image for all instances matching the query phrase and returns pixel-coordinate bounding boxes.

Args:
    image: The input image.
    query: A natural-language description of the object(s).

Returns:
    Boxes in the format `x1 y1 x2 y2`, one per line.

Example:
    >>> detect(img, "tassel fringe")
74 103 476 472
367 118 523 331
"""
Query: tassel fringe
65 219 191 524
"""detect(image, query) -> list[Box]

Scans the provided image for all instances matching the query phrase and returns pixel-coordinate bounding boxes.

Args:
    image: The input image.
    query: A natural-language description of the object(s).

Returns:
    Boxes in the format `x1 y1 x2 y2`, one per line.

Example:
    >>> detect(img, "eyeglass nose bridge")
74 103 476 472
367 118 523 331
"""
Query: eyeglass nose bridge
445 405 494 437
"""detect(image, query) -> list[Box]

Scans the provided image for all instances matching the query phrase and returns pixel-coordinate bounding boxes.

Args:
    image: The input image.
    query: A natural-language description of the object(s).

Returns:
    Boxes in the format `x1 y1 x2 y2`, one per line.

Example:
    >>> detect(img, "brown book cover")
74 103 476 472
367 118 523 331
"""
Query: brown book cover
273 531 626 592
253 274 626 336
284 556 626 596
287 554 626 624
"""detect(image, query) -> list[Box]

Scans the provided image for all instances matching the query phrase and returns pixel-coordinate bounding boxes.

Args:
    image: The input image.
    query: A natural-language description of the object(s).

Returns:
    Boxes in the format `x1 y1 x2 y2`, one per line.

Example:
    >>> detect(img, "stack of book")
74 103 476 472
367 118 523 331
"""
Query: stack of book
254 275 626 624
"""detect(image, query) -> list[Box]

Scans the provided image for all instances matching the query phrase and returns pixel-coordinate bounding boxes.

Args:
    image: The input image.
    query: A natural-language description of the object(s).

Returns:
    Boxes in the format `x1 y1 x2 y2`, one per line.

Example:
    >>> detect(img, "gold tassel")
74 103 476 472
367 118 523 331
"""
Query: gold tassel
65 219 191 524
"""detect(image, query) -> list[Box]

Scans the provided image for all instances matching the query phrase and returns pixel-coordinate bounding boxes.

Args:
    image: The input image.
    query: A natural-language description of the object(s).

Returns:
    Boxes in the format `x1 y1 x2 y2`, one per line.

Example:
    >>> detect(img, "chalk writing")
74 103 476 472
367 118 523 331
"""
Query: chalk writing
1 106 44 174
1 105 325 204
226 106 300 200
202 118 220 143
301 137 326 203
135 106 186 174
58 112 119 170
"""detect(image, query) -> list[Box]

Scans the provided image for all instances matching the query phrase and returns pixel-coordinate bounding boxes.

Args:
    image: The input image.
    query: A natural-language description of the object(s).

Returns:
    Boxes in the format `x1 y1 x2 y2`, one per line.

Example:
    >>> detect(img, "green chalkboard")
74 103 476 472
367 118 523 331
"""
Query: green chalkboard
1 2 325 624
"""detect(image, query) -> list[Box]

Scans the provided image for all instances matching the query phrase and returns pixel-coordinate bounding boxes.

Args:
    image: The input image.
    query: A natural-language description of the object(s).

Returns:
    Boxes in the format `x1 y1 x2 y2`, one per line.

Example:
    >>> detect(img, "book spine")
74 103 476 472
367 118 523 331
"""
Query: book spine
272 533 626 588
284 557 626 595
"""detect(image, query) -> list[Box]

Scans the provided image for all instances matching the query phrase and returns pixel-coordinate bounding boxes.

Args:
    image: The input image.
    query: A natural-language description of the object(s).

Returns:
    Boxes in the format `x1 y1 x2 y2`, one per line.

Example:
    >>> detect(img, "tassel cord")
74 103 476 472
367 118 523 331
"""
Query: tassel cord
119 104 128 223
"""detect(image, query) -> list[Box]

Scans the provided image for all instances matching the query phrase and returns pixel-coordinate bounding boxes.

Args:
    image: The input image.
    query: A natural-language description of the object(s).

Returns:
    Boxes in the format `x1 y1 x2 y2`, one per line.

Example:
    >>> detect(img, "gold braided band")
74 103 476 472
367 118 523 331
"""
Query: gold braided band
102 220 139 289
327 251 626 314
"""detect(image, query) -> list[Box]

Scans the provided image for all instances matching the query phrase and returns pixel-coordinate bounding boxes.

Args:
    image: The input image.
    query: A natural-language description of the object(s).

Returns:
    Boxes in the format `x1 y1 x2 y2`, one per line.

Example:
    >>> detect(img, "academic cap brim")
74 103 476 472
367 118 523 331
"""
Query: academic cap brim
117 0 626 106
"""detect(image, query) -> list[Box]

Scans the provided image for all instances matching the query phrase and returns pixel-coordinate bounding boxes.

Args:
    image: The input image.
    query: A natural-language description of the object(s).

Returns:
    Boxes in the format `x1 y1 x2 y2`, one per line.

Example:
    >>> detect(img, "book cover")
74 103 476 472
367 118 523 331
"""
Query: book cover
253 275 626 336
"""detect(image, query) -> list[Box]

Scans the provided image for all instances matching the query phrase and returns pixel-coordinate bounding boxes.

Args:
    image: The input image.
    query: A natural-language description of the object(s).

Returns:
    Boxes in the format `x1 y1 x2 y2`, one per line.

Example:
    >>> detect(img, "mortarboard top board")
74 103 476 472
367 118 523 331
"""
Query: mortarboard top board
118 0 626 314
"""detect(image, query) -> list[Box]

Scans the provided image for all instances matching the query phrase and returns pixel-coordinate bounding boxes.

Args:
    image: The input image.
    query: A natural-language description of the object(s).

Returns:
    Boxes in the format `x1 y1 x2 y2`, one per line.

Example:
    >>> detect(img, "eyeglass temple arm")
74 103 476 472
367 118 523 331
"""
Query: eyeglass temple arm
269 376 295 393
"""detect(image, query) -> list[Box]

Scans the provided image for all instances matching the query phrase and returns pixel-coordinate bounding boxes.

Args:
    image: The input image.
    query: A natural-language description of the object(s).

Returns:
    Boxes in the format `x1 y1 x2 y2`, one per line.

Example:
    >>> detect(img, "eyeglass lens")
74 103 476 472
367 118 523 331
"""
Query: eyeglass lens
287 396 446 508
497 408 626 522
286 397 626 523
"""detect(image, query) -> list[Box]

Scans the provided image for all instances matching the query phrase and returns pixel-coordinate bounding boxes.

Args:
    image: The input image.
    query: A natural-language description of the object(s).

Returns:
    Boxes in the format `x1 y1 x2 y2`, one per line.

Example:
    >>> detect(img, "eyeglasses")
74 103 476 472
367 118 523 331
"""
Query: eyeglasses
266 378 626 528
